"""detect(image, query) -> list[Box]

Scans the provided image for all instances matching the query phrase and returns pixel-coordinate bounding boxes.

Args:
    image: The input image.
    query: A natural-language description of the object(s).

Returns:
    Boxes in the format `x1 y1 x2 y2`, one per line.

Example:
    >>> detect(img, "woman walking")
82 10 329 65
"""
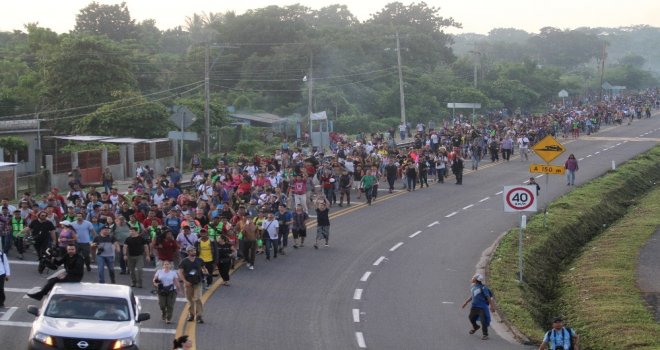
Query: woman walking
153 260 181 324
564 154 579 186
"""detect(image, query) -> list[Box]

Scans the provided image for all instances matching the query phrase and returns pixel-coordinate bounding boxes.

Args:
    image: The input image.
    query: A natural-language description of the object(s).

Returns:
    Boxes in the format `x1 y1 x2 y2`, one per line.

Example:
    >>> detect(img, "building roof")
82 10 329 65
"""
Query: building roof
49 135 113 142
100 138 149 144
229 113 286 125
0 119 51 134
0 162 18 168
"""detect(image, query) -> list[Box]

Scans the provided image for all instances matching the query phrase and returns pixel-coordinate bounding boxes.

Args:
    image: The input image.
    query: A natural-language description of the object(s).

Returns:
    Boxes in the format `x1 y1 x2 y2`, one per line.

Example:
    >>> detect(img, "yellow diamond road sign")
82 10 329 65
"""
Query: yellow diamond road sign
529 163 566 175
532 135 566 163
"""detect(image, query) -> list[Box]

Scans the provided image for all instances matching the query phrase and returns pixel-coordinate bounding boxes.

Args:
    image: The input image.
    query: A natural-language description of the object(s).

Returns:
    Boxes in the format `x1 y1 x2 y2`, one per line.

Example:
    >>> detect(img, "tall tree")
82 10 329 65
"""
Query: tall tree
74 1 136 41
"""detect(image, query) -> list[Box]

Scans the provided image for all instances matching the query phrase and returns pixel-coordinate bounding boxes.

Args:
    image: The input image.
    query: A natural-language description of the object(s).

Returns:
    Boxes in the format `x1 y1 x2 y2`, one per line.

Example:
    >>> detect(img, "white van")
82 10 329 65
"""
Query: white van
26 283 150 350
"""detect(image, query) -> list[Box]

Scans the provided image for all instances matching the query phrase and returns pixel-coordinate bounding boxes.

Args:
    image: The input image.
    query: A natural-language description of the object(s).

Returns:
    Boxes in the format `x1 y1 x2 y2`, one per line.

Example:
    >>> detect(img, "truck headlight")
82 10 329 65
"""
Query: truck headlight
34 332 55 346
112 337 135 349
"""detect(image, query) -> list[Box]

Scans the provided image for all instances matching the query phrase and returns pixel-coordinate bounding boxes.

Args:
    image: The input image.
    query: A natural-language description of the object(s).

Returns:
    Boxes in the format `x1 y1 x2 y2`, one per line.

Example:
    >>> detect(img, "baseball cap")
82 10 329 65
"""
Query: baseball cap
186 246 195 252
553 317 563 323
473 273 484 282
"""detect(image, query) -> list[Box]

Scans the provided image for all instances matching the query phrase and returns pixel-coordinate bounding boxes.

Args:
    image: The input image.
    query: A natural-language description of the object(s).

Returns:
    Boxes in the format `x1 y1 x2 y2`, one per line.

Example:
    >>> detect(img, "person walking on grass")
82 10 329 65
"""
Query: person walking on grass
314 198 330 249
538 317 580 350
461 273 495 340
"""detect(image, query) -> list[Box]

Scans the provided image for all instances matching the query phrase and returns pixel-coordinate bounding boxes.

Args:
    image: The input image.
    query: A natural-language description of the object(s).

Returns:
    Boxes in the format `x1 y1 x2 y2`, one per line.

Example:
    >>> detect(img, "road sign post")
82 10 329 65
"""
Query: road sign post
519 215 527 282
532 136 566 228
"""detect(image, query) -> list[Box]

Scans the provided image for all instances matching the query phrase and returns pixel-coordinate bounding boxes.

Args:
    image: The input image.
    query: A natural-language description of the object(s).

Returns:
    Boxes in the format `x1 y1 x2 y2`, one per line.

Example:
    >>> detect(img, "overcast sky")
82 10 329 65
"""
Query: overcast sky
3 0 660 34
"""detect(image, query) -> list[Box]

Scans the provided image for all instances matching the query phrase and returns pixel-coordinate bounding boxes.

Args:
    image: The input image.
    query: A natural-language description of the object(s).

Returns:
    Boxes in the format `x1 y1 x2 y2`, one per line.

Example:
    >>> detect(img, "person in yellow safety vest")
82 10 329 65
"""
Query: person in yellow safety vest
10 210 29 260
205 216 223 242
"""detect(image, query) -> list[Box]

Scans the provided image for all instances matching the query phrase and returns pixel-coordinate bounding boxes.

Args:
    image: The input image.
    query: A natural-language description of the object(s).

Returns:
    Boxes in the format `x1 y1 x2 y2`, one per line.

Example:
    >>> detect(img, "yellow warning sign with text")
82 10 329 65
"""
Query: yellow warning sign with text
529 163 566 175
532 135 566 163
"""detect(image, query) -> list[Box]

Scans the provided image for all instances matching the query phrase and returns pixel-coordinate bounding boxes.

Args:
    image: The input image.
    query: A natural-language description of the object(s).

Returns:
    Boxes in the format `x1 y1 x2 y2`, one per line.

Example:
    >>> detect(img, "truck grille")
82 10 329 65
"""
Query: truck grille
60 337 107 350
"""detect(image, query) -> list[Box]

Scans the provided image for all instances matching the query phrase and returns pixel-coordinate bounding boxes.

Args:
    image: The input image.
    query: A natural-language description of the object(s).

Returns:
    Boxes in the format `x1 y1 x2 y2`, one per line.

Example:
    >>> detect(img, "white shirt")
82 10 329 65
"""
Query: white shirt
261 219 279 239
517 137 530 149
0 252 10 276
153 192 165 205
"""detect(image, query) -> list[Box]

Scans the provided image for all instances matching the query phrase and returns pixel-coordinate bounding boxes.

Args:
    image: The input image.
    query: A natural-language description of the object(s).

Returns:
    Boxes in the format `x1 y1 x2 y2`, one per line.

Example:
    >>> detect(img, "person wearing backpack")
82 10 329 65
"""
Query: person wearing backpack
461 273 495 340
539 317 579 350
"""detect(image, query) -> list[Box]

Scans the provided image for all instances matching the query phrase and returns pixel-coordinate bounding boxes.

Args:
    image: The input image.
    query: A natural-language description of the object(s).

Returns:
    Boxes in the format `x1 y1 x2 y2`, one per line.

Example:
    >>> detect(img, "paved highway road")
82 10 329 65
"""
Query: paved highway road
0 118 658 350
195 118 660 350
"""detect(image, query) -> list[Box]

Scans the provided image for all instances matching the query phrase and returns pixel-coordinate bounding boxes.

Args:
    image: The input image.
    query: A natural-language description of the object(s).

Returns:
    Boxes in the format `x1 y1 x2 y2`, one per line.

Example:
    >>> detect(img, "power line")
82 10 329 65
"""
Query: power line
211 71 395 92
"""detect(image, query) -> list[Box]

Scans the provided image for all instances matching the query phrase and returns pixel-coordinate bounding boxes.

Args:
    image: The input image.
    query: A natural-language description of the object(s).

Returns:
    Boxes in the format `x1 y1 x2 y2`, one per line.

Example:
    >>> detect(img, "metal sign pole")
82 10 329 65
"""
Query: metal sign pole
519 214 527 282
543 171 549 228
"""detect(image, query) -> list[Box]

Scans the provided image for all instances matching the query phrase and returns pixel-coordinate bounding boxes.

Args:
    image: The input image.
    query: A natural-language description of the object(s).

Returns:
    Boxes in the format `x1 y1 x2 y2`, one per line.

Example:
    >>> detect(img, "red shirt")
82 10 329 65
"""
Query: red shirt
156 238 178 261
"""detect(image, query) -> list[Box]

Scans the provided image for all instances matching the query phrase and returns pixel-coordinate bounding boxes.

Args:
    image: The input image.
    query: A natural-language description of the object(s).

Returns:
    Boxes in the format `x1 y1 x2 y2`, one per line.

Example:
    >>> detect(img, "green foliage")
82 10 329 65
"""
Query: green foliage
59 142 118 153
74 1 136 41
0 136 28 153
235 140 265 156
74 92 174 138
173 95 228 134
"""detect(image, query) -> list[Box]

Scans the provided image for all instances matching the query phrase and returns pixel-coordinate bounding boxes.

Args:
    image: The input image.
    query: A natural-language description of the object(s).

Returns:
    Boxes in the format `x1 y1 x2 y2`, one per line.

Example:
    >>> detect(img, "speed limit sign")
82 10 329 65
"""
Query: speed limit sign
503 186 537 212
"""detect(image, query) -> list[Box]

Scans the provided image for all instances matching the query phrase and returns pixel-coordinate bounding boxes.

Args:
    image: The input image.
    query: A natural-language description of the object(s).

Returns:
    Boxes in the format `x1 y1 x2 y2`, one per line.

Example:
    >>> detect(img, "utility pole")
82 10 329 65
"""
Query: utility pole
469 45 481 88
308 53 314 139
396 31 406 126
599 42 607 101
204 44 211 157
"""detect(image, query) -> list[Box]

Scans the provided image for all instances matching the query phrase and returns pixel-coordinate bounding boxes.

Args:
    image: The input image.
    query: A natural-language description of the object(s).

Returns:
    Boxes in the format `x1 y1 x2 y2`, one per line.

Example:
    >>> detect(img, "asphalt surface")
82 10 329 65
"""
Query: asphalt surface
1 118 659 350
192 117 660 350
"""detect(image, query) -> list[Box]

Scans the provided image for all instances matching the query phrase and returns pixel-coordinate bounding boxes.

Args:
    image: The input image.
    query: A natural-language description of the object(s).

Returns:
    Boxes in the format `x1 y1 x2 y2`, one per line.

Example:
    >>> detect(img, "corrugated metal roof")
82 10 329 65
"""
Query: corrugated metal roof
0 119 39 131
229 113 286 124
0 162 18 167
100 138 149 144
49 135 113 141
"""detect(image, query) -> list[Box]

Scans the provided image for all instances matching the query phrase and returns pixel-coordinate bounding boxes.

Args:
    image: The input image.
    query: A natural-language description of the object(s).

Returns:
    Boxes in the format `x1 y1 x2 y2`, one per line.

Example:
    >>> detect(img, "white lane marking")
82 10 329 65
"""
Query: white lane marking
462 204 474 210
141 328 177 334
441 301 455 305
409 230 422 238
495 191 503 195
594 151 600 155
603 148 609 151
445 211 458 218
578 158 584 161
586 154 592 158
479 197 489 202
0 307 18 321
0 321 33 327
535 174 544 178
353 308 360 323
6 288 186 302
360 271 372 282
353 289 363 300
373 256 386 266
8 260 158 272
390 242 404 252
523 180 529 184
616 143 622 146
427 221 439 227
623 140 629 143
356 332 367 348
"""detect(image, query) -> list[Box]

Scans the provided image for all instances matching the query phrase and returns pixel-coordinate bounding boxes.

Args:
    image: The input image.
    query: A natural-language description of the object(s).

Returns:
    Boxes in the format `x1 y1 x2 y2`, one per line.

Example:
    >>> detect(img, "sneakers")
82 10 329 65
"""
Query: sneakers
324 243 329 247
248 265 254 270
197 316 204 324
469 326 480 335
187 315 194 322
481 335 488 340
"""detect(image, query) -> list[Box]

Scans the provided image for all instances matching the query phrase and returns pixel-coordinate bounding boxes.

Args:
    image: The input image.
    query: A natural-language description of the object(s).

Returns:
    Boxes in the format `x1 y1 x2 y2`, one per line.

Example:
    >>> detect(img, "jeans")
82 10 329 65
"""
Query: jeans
400 131 406 140
365 187 376 204
316 226 330 244
323 187 334 204
218 259 231 282
278 225 289 249
265 238 278 258
96 255 115 284
472 155 480 169
1 234 11 254
203 261 215 285
419 171 428 187
387 175 396 191
567 170 576 185
436 168 445 183
116 244 127 273
0 273 6 306
407 176 417 190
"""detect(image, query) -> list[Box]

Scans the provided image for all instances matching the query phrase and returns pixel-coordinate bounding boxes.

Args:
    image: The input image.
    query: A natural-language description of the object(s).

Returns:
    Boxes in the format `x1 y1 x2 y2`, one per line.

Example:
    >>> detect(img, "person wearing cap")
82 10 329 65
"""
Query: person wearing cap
176 225 198 259
178 245 207 324
461 273 495 340
57 221 78 250
193 229 217 288
539 317 579 350
216 235 235 285
123 226 150 288
10 210 29 259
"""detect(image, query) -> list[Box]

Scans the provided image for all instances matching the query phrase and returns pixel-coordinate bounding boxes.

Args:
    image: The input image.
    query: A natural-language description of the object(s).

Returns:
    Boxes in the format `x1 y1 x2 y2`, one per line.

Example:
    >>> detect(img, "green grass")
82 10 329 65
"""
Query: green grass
560 186 660 350
489 145 660 344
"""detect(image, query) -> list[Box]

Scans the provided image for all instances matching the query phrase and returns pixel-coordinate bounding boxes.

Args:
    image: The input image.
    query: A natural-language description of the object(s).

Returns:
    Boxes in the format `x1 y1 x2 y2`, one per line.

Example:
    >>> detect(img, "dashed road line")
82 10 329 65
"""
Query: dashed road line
7 287 186 302
373 256 386 266
360 271 372 282
586 154 592 158
445 211 458 218
0 307 17 321
352 309 361 323
578 158 584 161
495 191 503 195
479 197 489 202
389 242 404 252
616 143 622 146
142 328 177 334
356 332 367 348
462 204 474 210
409 230 422 238
353 289 363 300
427 221 439 227
535 174 544 178
594 151 600 154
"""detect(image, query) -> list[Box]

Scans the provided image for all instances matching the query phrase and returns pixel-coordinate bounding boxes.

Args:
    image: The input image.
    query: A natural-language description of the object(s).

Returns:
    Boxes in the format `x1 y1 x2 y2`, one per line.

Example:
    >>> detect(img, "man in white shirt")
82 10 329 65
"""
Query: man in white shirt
517 134 530 162
261 213 279 260
0 249 10 307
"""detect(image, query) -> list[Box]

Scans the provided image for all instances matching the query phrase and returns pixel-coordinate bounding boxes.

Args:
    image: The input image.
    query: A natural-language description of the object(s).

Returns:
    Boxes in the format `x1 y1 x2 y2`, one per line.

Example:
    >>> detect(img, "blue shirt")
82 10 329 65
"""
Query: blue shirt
165 188 181 200
470 284 492 309
71 220 94 243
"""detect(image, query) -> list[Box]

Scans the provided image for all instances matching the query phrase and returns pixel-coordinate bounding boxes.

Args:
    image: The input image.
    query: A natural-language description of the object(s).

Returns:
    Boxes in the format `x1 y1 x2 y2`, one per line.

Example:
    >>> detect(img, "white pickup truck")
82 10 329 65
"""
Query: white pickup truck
26 283 151 350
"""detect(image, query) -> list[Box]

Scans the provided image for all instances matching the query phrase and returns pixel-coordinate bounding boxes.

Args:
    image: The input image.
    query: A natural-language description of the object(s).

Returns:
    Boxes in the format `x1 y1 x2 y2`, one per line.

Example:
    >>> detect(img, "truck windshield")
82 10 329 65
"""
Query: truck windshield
44 295 130 321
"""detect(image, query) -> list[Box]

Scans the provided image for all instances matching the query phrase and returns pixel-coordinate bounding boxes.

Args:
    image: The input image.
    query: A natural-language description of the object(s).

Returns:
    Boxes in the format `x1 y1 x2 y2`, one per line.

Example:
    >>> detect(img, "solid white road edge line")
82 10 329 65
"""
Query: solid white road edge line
356 332 367 348
352 309 360 323
353 289 363 300
390 242 404 252
360 271 372 282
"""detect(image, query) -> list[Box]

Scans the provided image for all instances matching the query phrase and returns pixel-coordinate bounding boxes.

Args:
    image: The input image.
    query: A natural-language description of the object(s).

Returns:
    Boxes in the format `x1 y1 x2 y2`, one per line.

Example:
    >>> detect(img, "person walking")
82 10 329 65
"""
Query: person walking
113 217 130 274
0 249 10 308
92 227 119 284
193 229 217 288
71 212 96 272
242 217 257 270
291 204 309 249
452 155 464 185
153 260 181 324
123 227 150 288
538 317 580 350
564 154 579 186
314 198 330 249
27 244 85 301
361 170 378 205
178 246 207 324
9 210 28 259
384 159 398 193
102 167 114 193
435 152 448 183
261 213 279 260
460 273 495 340
216 235 235 286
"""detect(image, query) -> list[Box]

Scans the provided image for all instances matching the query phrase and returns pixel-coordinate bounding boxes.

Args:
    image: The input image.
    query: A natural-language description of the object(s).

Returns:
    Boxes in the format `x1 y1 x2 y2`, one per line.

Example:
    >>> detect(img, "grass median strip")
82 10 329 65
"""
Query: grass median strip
489 145 660 344
560 185 660 350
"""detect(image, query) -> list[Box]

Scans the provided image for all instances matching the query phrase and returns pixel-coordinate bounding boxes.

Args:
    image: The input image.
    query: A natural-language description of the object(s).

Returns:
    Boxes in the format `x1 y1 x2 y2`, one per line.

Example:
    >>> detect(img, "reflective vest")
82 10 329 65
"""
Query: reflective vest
11 217 25 238
149 226 159 241
207 222 223 241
